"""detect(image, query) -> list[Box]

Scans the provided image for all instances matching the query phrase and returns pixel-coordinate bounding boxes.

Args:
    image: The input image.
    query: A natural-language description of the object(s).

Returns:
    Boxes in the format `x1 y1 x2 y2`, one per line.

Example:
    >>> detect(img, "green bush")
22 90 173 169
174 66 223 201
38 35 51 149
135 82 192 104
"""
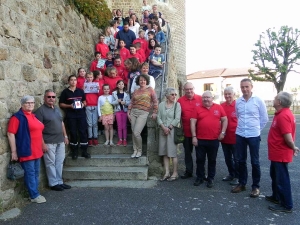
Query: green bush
66 0 111 29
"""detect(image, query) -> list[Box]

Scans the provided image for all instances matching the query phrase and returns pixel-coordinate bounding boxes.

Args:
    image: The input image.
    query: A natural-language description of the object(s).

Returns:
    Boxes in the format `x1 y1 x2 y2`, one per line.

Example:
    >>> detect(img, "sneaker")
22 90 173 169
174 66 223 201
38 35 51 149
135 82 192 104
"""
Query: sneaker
135 151 142 158
230 178 239 185
88 140 93 146
104 140 109 145
123 140 127 147
110 141 115 146
268 204 292 213
117 140 123 146
31 195 46 204
222 175 234 181
93 139 99 146
250 188 260 198
131 151 137 158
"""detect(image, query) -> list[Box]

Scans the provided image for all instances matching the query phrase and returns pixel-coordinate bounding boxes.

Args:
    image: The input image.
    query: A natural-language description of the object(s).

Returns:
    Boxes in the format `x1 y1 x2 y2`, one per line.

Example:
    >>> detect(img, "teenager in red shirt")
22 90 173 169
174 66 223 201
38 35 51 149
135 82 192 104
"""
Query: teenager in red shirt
128 44 143 63
76 68 86 89
133 30 147 54
95 34 109 59
190 91 227 188
90 52 106 75
114 56 127 85
134 42 146 62
104 67 122 94
119 40 130 61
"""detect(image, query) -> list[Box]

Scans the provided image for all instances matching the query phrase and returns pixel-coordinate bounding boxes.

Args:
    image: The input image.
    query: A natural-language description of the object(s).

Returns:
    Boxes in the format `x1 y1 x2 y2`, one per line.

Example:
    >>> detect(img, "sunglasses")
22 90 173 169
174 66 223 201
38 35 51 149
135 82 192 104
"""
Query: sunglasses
47 96 56 98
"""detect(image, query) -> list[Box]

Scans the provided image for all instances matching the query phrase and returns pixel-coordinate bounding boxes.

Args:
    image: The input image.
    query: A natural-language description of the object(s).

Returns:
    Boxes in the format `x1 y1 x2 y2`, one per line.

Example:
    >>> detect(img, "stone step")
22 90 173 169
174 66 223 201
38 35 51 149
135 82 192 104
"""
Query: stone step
65 154 147 167
63 166 148 180
87 144 146 155
67 180 157 188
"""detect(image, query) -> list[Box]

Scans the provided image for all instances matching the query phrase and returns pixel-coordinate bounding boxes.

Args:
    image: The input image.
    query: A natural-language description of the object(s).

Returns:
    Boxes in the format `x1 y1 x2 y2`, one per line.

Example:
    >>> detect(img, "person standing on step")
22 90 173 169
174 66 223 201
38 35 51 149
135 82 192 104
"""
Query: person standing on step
35 89 71 191
177 82 202 179
266 91 299 213
59 75 90 160
231 78 268 197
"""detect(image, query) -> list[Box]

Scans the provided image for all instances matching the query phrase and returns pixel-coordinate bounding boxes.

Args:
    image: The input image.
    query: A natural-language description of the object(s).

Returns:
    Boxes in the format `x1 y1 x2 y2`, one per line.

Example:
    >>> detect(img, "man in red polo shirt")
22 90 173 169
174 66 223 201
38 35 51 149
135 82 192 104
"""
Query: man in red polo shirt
190 91 228 188
267 91 299 213
177 82 202 179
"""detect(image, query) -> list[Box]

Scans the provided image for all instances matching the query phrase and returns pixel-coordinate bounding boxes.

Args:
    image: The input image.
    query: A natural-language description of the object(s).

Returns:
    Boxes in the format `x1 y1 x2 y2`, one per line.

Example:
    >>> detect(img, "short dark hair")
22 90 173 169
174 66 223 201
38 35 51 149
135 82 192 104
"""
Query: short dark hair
94 51 101 57
123 21 129 26
93 70 100 79
148 31 155 36
135 74 150 85
68 75 77 81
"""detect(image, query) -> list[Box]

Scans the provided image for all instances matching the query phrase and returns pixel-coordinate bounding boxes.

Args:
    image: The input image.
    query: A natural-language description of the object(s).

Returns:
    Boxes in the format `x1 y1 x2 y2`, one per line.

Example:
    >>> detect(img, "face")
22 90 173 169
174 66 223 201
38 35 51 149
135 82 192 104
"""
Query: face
78 69 86 77
96 72 102 79
103 85 110 95
139 32 145 38
22 99 35 112
44 91 56 107
154 47 161 55
107 54 112 60
124 62 132 70
110 70 117 78
106 28 111 35
152 5 157 12
141 65 149 74
123 25 129 31
130 47 136 54
129 18 134 25
202 93 213 107
150 40 156 46
183 83 194 99
119 41 125 47
139 77 147 87
153 24 158 30
117 81 124 90
99 36 105 43
86 74 93 82
147 22 152 29
116 10 121 16
131 14 136 21
168 92 177 102
224 90 234 104
96 54 101 60
240 81 253 98
114 59 121 66
69 76 77 87
144 10 149 16
273 95 280 108
148 34 154 39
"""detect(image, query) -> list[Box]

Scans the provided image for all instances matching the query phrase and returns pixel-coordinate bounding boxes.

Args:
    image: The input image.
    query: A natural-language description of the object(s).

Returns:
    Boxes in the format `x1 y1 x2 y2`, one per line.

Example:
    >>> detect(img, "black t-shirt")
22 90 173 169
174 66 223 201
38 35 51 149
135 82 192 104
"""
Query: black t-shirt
59 88 86 118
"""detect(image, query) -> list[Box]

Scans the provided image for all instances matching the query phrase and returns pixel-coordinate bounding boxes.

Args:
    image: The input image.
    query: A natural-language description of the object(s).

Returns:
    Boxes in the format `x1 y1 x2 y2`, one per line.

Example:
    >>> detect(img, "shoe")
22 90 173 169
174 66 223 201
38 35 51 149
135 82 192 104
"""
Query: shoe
135 151 142 158
104 140 109 145
81 150 91 159
181 173 193 179
117 140 123 146
250 188 260 198
31 195 46 203
71 150 78 160
109 141 115 146
194 178 204 186
268 204 292 213
60 183 71 189
265 195 279 204
207 180 214 188
123 140 127 146
167 175 179 182
93 139 99 146
50 184 64 191
222 175 234 181
88 140 93 146
131 151 137 158
230 178 239 185
203 176 208 181
160 174 170 182
231 184 246 193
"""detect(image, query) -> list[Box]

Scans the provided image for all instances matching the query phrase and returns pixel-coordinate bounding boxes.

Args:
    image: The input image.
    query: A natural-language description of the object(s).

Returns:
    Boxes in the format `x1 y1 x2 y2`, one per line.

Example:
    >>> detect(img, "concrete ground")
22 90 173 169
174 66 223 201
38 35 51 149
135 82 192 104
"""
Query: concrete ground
1 116 300 225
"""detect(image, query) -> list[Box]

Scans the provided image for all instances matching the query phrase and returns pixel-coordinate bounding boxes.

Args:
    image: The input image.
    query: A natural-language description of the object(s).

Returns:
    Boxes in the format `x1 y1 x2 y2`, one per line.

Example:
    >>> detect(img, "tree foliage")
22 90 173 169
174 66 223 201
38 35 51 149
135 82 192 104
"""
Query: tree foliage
249 26 300 93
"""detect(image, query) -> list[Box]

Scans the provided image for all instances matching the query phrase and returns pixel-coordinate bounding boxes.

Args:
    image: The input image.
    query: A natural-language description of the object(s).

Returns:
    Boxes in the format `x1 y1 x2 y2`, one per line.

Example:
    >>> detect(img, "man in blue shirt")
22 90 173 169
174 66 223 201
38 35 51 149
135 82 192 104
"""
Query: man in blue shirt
115 22 136 50
231 78 268 198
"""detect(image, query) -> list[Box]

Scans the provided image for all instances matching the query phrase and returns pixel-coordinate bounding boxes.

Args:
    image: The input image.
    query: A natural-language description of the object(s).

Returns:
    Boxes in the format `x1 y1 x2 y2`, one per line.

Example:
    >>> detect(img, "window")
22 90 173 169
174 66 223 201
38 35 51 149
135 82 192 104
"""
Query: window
226 84 231 87
204 83 214 91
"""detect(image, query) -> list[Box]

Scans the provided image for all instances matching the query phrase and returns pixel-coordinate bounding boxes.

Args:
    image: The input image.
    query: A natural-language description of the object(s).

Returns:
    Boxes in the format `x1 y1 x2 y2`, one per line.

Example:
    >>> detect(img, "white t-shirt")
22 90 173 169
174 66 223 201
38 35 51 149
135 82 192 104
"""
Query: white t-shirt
131 75 156 93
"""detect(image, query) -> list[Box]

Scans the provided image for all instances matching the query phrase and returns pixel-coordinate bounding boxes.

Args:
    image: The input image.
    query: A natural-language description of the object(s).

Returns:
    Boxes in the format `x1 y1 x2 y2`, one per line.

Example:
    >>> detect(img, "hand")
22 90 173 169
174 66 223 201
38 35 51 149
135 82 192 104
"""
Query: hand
42 143 48 153
64 137 69 145
192 137 198 146
163 126 170 135
294 146 299 156
127 112 131 123
98 116 102 122
151 113 157 120
218 133 225 141
11 152 18 161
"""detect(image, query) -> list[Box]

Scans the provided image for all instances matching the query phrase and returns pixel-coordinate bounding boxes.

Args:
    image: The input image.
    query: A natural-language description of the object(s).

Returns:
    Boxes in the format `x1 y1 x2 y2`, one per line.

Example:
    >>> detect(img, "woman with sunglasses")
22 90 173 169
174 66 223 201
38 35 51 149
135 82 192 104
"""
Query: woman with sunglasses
157 87 181 182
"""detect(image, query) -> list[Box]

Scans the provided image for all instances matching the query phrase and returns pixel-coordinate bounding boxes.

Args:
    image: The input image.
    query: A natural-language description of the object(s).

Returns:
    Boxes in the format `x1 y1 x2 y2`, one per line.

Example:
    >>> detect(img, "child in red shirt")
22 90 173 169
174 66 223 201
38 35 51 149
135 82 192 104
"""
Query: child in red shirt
95 34 109 59
76 67 86 89
119 40 130 61
133 30 147 54
128 45 143 63
104 67 122 94
134 42 146 62
114 56 127 85
93 70 105 96
90 52 106 75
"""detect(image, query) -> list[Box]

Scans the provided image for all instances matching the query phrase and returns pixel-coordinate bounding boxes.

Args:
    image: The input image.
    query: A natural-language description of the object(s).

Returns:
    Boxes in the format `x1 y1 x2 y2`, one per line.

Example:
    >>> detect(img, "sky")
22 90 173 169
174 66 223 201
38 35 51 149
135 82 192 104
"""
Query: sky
186 0 300 74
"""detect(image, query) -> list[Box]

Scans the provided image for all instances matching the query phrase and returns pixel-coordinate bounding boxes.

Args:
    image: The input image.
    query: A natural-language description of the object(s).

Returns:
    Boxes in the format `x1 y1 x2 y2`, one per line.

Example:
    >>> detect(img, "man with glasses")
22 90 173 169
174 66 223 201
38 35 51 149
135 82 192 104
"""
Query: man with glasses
35 90 71 191
177 82 202 179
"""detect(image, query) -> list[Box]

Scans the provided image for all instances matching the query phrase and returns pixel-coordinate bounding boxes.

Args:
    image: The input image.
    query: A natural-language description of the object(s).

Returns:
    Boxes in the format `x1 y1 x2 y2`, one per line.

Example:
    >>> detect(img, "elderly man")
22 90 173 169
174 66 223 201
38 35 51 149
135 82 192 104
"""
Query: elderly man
35 90 71 191
266 92 299 213
231 78 268 197
177 82 202 179
191 91 228 188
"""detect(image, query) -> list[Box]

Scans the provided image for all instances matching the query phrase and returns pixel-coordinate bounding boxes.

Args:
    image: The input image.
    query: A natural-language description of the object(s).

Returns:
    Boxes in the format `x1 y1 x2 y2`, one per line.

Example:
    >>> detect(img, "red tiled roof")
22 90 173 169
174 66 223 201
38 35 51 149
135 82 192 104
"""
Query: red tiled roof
187 68 255 80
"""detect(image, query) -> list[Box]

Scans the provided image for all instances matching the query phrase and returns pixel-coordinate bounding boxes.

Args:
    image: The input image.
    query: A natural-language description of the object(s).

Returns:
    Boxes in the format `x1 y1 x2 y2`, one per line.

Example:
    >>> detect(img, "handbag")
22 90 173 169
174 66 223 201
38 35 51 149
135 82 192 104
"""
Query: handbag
7 161 24 180
173 102 184 144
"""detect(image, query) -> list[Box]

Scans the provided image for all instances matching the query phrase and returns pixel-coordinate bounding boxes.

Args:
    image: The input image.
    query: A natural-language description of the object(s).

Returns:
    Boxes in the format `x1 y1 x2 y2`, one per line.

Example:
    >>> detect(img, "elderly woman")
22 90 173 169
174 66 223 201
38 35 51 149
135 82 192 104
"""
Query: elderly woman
7 96 46 203
128 74 158 158
157 88 181 181
220 86 239 185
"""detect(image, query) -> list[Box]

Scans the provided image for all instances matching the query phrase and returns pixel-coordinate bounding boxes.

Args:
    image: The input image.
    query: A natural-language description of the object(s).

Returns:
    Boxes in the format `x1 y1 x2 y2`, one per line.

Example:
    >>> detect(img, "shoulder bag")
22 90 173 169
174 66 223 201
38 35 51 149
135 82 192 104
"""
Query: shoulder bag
173 102 184 144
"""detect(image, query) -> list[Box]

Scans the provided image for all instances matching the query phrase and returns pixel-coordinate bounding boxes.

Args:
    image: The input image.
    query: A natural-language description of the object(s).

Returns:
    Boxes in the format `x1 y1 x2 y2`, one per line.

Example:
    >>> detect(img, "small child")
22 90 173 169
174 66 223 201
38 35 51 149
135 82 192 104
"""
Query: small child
76 67 86 89
119 40 130 61
104 67 122 94
90 51 106 75
147 30 155 40
124 58 141 92
128 44 143 63
98 84 114 146
112 80 131 146
84 72 99 146
134 42 146 62
93 70 105 96
105 52 114 67
114 56 127 84
149 45 165 79
133 30 147 53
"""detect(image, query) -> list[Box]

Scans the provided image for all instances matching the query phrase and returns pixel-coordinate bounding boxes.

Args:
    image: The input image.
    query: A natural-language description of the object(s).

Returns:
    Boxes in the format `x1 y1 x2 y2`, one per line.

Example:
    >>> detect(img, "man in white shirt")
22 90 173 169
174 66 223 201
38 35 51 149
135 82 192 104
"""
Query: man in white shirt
231 78 268 198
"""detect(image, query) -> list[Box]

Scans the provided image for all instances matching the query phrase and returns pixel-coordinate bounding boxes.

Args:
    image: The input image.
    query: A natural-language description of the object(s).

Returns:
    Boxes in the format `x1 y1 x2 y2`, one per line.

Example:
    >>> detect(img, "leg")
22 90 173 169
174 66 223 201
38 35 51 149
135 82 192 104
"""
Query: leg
43 144 58 187
206 140 219 181
104 124 110 142
270 161 279 200
55 143 65 185
195 140 206 180
92 108 98 139
21 159 40 199
67 118 78 159
163 156 170 176
236 135 248 186
121 111 128 140
109 124 114 142
247 136 261 189
78 117 90 158
221 143 235 178
182 137 194 175
116 112 123 140
171 157 178 177
86 107 93 139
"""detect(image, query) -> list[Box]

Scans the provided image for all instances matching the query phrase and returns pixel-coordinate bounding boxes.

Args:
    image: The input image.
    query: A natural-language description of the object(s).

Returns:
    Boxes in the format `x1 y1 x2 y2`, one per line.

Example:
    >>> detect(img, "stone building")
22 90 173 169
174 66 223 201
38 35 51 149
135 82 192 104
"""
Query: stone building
0 0 186 209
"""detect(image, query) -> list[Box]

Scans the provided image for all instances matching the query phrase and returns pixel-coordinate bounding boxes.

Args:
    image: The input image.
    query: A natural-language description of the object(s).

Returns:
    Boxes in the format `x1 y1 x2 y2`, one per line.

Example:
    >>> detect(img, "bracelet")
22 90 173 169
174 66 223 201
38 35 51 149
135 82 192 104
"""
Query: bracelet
64 136 68 138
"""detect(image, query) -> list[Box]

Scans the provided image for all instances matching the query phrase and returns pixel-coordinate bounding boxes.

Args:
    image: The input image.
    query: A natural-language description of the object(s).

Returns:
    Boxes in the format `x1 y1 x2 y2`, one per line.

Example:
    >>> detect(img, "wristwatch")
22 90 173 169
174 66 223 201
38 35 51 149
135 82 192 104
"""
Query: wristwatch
221 132 225 135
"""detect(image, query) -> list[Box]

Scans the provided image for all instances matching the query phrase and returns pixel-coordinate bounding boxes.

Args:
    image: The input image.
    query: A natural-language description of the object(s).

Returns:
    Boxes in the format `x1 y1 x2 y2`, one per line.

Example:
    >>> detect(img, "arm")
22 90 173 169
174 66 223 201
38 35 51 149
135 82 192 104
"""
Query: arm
62 122 69 145
7 132 18 161
97 96 102 117
190 118 198 146
150 89 158 119
111 92 119 106
218 116 228 141
170 103 181 128
114 38 119 49
259 99 268 130
284 133 299 156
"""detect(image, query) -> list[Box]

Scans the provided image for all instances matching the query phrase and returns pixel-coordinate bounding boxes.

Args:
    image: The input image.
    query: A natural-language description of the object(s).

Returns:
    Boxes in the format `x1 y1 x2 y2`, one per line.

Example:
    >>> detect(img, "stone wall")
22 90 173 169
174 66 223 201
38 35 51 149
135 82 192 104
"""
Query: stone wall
0 0 101 208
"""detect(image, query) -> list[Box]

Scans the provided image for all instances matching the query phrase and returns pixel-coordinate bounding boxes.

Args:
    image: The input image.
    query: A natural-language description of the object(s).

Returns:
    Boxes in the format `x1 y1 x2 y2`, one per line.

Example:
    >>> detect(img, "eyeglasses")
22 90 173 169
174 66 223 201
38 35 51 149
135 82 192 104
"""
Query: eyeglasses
184 88 193 91
24 102 35 105
202 96 211 99
170 93 177 96
47 96 56 98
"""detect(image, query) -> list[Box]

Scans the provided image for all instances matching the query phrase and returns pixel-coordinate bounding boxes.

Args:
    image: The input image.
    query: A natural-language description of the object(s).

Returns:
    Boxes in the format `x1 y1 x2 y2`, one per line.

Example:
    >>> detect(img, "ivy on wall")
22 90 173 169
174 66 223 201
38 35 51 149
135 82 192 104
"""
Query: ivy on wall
66 0 111 29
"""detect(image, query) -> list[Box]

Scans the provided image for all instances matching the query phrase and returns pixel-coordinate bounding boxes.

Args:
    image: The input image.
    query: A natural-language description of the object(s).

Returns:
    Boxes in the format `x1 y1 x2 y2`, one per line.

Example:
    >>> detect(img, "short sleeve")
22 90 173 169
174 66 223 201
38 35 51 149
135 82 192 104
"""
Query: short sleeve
7 116 20 134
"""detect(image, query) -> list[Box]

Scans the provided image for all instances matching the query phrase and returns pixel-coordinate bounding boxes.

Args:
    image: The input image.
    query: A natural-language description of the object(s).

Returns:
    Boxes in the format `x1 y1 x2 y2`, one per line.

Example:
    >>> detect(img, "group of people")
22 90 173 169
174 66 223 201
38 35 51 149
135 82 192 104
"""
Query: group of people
174 80 298 213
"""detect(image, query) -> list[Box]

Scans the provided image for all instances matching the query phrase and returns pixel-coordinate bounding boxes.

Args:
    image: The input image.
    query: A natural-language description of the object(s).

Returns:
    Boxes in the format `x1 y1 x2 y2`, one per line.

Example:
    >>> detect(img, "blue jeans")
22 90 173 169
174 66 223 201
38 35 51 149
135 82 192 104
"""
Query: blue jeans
86 106 98 138
195 139 219 181
236 135 261 188
21 158 41 199
270 161 293 209
183 137 194 175
221 143 239 178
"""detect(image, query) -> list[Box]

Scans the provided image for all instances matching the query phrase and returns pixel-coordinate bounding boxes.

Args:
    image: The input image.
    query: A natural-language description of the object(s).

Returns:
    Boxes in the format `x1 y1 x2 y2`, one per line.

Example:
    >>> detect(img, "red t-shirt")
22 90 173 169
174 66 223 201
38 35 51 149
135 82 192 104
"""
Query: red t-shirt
177 94 202 137
133 38 148 53
119 47 130 61
7 111 44 162
95 42 109 59
103 76 122 94
76 76 85 89
85 93 99 106
137 49 146 62
128 53 143 63
221 101 237 144
114 64 128 85
90 60 106 74
191 103 226 140
268 108 296 162
94 79 105 96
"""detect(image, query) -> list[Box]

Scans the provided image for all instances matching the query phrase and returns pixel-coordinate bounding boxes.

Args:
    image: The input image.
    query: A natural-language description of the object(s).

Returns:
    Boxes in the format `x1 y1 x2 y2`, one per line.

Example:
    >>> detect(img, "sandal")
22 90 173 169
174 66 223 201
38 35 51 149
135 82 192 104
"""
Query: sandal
160 175 170 182
167 176 179 182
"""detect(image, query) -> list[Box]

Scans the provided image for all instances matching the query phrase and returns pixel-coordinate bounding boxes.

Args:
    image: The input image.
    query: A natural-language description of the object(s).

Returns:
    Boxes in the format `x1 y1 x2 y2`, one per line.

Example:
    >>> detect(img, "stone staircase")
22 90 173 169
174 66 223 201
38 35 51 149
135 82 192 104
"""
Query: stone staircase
63 134 155 188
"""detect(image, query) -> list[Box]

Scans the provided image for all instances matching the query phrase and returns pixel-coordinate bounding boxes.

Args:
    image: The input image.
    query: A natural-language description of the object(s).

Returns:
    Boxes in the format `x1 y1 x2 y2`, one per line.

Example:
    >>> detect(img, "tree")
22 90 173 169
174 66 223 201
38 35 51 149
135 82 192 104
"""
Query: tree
249 26 300 93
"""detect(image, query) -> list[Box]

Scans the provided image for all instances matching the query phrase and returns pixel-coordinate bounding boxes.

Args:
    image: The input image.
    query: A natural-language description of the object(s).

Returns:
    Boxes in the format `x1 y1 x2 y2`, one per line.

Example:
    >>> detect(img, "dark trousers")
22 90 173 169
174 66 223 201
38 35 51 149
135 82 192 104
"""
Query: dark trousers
183 137 194 174
67 117 88 151
195 139 219 181
270 161 293 209
236 135 261 188
221 143 239 178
